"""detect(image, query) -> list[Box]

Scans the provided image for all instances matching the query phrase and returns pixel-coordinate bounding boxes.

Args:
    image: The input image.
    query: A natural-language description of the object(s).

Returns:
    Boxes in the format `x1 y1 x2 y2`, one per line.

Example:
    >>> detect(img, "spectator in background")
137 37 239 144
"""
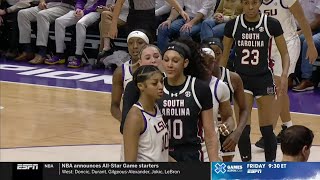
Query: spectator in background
44 0 107 68
15 0 75 64
93 0 128 69
108 0 189 43
200 0 242 41
281 125 314 162
157 0 216 52
155 0 171 26
293 0 320 92
0 0 33 58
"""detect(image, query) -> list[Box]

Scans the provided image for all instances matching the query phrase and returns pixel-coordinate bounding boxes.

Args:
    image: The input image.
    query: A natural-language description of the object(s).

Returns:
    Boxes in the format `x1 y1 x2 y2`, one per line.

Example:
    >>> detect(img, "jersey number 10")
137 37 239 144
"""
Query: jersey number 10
167 119 183 139
241 49 260 65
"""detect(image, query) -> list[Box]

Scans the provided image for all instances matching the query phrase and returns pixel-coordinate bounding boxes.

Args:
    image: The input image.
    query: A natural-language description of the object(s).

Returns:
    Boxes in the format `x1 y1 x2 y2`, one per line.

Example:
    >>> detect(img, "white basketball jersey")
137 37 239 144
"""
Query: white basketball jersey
133 103 169 162
260 0 298 42
202 76 230 161
209 76 231 132
122 60 133 90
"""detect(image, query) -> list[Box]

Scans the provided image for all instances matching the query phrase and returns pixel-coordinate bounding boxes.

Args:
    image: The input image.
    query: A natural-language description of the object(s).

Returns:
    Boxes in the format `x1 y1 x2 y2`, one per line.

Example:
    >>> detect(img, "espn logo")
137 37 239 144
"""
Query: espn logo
17 164 39 170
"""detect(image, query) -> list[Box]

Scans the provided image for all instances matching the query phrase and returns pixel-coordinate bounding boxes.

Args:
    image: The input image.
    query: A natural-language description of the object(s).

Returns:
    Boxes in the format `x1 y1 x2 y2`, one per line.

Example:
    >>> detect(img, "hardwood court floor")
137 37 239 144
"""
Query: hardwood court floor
1 81 320 150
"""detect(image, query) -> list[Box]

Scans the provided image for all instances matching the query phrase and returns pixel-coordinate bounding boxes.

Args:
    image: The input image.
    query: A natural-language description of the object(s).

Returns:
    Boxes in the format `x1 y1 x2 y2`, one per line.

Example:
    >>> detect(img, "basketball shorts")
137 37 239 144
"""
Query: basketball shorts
170 145 204 162
239 72 276 98
270 36 301 77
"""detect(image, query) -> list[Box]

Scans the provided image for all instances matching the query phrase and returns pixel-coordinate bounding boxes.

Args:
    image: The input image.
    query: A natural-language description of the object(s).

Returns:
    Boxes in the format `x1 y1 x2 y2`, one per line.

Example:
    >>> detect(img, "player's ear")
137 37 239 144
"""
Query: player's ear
184 58 189 68
137 82 145 92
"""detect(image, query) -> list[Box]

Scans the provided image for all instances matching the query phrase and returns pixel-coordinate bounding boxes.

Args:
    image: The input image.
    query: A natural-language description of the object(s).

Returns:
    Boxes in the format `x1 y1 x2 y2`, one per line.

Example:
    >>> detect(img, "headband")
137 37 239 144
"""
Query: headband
164 42 191 59
127 31 150 44
203 38 224 51
200 48 215 58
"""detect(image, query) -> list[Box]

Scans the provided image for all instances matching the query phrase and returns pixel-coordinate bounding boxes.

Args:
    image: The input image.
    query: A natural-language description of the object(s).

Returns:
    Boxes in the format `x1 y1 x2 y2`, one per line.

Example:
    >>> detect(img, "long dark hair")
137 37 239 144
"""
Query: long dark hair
167 38 208 81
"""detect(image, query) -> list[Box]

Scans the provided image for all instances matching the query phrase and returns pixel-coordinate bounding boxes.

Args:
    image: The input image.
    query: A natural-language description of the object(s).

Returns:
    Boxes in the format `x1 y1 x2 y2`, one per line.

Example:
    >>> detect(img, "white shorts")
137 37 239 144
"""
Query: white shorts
270 36 301 77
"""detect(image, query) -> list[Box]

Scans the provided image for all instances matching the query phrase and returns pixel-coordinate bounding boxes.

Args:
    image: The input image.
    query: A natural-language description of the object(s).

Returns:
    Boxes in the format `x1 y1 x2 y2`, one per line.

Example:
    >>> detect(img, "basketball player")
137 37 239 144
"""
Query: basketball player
281 125 314 162
158 39 220 162
221 0 290 161
121 44 163 134
200 41 249 162
199 46 236 162
123 65 170 162
257 0 318 148
111 30 150 121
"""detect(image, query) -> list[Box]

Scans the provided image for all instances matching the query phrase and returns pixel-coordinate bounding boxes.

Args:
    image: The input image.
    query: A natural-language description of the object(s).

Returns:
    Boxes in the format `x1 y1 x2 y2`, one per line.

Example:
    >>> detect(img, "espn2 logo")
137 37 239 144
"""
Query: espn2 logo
17 164 39 170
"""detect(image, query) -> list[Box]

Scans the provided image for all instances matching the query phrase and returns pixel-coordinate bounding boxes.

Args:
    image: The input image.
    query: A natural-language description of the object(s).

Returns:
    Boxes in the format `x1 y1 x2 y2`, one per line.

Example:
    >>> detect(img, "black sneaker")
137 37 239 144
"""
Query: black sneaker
276 125 287 143
255 137 264 149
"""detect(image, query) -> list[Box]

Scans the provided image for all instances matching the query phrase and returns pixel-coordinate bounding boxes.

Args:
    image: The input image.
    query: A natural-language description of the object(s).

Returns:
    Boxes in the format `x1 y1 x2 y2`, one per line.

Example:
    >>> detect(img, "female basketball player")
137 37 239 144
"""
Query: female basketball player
110 29 150 122
256 0 318 149
123 65 169 162
200 43 248 162
121 44 163 133
108 0 189 41
202 37 249 162
158 39 220 162
220 0 290 162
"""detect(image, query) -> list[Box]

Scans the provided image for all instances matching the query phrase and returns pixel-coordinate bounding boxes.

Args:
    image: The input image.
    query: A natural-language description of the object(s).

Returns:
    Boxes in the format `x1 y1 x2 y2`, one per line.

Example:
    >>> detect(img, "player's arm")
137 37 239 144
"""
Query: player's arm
196 80 220 161
123 107 144 162
220 19 235 67
274 34 290 96
218 82 234 130
121 81 140 133
111 66 123 122
290 0 318 63
169 155 177 162
202 108 220 161
223 72 248 151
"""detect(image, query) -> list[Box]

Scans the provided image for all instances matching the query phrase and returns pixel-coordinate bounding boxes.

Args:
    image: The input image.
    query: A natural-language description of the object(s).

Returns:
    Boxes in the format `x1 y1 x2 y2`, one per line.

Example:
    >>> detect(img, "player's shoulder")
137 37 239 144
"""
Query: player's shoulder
265 15 281 25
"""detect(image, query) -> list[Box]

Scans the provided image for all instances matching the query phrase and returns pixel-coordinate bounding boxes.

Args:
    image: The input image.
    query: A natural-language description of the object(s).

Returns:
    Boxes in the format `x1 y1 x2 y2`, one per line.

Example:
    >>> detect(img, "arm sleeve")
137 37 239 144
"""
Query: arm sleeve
267 17 284 38
197 0 216 17
155 2 171 16
195 79 213 110
224 19 236 38
282 0 296 8
75 0 86 10
83 0 105 14
217 81 230 102
120 81 140 134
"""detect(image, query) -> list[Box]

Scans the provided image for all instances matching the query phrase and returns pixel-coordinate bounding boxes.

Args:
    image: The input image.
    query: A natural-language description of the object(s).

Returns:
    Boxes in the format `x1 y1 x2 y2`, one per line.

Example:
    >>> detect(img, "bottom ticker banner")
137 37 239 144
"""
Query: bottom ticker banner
1 162 320 180
211 162 320 179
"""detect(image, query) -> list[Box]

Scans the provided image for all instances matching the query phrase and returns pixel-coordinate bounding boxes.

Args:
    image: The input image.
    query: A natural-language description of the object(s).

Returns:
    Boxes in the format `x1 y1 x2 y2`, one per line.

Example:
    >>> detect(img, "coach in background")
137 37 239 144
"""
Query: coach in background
281 125 314 162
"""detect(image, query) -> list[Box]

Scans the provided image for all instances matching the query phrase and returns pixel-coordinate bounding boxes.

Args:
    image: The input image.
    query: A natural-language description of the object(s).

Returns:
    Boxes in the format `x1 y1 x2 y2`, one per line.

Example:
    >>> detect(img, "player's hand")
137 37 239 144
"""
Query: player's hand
218 123 232 137
278 75 288 96
306 43 318 64
222 130 240 152
108 25 118 39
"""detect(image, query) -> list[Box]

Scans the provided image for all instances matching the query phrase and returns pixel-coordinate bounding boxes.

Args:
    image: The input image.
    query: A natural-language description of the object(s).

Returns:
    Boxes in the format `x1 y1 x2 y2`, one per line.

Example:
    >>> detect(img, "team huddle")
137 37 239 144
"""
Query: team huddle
110 0 318 162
